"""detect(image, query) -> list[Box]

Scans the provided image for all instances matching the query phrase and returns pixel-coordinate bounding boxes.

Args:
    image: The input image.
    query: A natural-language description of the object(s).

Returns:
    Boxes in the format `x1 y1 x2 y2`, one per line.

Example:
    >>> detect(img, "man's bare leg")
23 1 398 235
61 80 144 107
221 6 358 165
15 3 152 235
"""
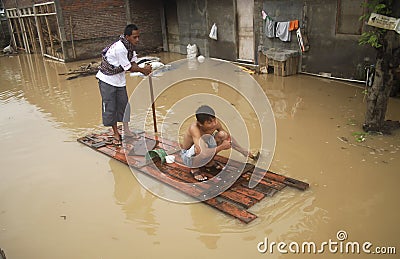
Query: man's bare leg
190 143 210 181
205 131 228 170
122 122 139 139
111 124 122 145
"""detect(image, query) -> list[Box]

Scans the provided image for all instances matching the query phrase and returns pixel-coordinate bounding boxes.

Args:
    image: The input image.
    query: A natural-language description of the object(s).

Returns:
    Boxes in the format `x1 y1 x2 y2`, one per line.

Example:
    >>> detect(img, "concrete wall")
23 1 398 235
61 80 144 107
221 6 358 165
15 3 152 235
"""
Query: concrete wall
258 0 302 51
129 0 164 52
174 0 208 56
165 0 180 53
164 0 237 60
207 0 237 60
256 0 377 80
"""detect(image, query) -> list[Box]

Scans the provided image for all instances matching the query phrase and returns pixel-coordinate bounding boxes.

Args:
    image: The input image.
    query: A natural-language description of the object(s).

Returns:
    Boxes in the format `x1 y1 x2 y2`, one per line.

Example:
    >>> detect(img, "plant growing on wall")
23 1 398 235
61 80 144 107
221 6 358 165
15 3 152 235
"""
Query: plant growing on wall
359 0 400 133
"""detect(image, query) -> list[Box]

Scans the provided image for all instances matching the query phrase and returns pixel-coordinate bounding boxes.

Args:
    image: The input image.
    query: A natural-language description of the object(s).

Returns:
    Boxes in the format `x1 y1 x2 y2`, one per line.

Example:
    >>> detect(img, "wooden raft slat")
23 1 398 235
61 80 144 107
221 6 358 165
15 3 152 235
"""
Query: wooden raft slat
77 129 309 223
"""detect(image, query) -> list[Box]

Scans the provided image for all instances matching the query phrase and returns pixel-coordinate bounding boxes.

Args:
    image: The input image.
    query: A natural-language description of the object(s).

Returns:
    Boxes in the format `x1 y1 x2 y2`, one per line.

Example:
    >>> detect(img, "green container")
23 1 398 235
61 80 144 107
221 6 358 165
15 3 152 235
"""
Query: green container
145 148 168 164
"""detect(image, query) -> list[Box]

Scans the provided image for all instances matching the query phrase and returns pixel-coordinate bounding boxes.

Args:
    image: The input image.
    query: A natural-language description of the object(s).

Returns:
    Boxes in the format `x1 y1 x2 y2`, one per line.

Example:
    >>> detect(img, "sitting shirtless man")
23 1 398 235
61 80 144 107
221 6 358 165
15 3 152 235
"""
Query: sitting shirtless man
180 105 256 181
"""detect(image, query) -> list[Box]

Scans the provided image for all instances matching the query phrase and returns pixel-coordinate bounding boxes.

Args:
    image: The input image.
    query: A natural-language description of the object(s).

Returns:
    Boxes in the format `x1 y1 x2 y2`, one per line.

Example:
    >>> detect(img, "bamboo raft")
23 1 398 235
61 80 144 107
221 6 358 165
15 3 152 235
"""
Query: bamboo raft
77 129 309 223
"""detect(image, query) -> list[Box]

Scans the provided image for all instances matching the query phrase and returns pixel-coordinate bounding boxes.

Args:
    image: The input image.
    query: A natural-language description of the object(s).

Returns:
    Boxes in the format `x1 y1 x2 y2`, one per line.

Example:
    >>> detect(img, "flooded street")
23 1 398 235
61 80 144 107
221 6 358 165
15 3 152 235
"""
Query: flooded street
0 53 399 258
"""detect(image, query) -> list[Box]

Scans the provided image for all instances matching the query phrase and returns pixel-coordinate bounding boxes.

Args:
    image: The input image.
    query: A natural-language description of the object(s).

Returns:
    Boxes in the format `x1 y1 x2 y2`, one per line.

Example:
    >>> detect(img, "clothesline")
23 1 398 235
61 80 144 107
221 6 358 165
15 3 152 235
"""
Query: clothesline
262 10 299 42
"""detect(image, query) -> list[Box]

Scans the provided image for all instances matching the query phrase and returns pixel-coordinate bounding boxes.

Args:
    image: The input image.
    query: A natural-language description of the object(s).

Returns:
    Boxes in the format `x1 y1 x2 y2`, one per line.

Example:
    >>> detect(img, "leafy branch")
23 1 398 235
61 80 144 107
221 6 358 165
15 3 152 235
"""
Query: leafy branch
359 31 383 48
358 0 392 49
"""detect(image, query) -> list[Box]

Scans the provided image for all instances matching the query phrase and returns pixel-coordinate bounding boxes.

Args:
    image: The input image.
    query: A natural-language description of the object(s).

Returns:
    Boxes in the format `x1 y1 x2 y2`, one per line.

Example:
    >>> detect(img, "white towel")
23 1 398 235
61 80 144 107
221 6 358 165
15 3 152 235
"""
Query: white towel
276 22 291 42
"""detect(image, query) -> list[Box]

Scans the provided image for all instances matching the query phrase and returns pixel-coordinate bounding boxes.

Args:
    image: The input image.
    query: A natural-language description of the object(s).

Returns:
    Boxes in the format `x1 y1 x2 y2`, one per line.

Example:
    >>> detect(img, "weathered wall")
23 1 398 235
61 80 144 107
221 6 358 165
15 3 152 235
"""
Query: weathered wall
60 0 163 61
259 0 302 51
129 0 163 52
58 0 127 61
3 0 40 8
3 0 164 61
165 0 180 53
303 0 376 79
0 0 6 48
256 0 377 80
174 0 208 56
207 0 236 60
165 0 237 60
59 0 126 41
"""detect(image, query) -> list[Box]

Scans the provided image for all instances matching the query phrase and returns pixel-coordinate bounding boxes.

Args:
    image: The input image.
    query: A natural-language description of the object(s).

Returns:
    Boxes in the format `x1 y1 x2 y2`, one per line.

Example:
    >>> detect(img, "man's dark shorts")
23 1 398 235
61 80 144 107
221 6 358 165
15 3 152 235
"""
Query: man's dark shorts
98 80 130 126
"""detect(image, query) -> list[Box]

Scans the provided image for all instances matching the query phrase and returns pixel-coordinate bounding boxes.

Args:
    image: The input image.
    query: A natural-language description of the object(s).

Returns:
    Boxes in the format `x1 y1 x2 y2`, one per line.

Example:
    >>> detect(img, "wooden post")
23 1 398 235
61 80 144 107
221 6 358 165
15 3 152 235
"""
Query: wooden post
18 11 31 53
149 75 158 133
7 18 17 50
35 17 46 55
34 6 45 56
12 18 23 50
27 18 38 52
44 16 53 55
44 5 54 56
25 17 37 52
69 16 76 59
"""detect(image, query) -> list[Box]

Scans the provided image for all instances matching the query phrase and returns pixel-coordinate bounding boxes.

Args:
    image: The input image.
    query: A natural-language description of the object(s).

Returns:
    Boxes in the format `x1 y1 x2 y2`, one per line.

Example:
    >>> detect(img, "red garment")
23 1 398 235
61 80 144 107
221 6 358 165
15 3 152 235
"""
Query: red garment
289 20 299 31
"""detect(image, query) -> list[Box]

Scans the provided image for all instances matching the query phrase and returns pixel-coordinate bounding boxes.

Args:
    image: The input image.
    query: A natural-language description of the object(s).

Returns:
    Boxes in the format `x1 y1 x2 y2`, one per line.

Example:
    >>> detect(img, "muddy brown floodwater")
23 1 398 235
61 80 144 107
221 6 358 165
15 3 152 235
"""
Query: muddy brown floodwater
0 53 399 259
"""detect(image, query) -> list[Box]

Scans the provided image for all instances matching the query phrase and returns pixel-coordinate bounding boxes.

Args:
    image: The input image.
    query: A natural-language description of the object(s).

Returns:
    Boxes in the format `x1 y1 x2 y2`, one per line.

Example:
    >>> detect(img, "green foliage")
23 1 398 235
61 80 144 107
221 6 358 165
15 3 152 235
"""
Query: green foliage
359 31 383 48
352 132 369 142
358 0 393 49
361 0 392 15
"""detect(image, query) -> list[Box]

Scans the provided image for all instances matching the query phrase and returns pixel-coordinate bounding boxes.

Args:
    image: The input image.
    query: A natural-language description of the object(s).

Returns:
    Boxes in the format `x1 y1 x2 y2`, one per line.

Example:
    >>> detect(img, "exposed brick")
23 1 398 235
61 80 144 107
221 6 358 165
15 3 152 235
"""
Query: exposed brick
60 0 127 41
4 0 163 61
129 0 163 51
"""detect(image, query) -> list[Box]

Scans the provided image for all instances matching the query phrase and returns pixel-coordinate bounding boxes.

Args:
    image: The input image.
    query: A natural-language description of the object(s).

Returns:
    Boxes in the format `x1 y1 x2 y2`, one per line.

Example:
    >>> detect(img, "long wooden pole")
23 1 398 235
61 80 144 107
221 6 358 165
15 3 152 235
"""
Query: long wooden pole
148 75 158 133
44 5 54 56
69 16 76 59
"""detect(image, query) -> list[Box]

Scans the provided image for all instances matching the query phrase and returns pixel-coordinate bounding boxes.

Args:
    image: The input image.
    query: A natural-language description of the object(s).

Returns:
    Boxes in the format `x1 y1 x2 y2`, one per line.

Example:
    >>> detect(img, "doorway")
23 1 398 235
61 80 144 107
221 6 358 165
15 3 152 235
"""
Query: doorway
237 0 254 62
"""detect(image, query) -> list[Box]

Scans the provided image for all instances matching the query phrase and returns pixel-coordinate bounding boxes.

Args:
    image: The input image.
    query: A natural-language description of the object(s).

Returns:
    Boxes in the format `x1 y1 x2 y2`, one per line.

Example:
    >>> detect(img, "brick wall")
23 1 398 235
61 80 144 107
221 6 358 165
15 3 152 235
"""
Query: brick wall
3 0 164 61
60 0 127 41
3 0 127 41
3 0 33 9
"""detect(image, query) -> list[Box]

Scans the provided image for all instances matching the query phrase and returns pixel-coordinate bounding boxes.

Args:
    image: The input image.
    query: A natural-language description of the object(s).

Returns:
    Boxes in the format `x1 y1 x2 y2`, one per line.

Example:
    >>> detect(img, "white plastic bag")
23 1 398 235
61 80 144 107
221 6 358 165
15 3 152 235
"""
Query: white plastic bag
209 23 217 40
186 44 197 59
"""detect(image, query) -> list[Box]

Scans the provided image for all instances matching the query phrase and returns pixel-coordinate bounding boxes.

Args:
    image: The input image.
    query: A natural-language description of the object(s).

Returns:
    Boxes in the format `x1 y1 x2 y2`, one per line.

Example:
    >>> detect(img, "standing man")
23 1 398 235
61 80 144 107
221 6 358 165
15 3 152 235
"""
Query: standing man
96 24 152 145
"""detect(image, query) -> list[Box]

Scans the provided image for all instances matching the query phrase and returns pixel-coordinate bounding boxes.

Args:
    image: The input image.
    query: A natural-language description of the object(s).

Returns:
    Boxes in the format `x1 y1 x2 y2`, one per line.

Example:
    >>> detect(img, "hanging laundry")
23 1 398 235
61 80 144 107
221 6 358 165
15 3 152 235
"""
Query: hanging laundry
265 17 276 38
209 23 217 40
296 28 305 52
276 21 291 42
289 20 299 31
262 10 267 20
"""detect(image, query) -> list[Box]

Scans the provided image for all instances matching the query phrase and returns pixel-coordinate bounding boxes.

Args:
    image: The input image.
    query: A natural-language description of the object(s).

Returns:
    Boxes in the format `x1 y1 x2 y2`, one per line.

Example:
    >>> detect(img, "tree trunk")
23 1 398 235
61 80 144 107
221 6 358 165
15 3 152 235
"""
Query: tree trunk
362 2 400 133
363 57 391 132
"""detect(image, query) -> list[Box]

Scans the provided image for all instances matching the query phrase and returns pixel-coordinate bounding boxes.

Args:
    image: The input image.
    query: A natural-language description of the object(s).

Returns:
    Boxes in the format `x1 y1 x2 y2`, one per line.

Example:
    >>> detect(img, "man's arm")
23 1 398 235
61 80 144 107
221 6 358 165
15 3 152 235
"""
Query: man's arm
215 121 255 158
129 62 152 75
189 125 228 166
230 137 253 158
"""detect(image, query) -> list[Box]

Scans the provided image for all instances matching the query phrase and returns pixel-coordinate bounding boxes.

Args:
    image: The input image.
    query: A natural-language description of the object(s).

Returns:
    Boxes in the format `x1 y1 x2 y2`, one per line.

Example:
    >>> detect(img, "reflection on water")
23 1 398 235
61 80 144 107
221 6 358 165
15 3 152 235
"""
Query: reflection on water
0 53 399 258
110 160 158 236
0 54 103 136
